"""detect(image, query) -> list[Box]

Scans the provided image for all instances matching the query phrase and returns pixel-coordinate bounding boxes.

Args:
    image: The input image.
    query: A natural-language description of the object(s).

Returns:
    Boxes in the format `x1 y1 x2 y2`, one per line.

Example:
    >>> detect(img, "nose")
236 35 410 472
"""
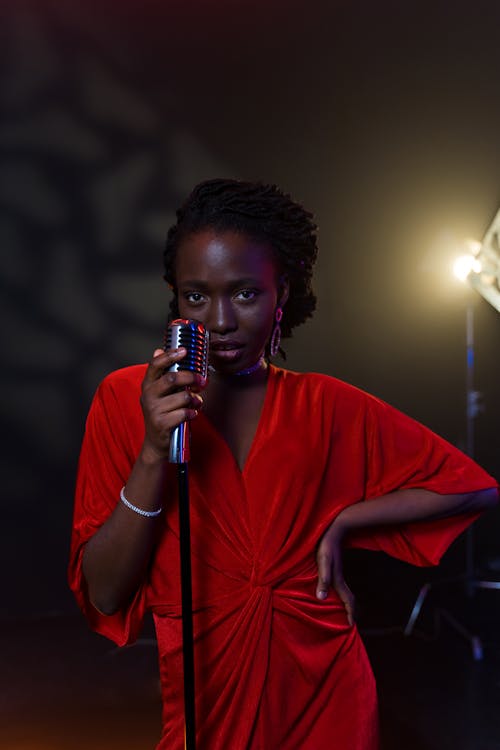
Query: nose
207 296 237 334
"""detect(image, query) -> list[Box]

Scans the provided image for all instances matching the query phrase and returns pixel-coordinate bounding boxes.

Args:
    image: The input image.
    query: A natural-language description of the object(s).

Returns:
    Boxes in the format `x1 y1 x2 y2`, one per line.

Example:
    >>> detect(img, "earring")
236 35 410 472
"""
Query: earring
270 307 283 357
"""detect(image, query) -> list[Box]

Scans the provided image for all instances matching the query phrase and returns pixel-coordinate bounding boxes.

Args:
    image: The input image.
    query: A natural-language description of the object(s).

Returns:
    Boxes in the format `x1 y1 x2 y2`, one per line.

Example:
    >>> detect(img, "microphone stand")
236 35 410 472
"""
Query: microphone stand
178 461 196 750
171 421 196 750
166 318 209 749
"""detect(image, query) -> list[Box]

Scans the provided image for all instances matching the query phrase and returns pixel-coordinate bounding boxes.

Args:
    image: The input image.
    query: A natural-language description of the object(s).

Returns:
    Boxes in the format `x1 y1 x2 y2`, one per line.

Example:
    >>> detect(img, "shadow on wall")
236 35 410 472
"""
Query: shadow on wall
0 3 230 618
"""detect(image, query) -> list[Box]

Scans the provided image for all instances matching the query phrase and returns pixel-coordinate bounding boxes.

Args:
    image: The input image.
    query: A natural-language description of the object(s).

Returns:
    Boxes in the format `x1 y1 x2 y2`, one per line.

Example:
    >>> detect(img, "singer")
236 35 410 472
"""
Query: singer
69 179 498 749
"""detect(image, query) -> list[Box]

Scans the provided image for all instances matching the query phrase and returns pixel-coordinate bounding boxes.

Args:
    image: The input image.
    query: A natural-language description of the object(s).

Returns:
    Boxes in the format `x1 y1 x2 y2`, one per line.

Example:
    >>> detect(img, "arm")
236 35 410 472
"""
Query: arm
81 347 205 616
316 487 498 624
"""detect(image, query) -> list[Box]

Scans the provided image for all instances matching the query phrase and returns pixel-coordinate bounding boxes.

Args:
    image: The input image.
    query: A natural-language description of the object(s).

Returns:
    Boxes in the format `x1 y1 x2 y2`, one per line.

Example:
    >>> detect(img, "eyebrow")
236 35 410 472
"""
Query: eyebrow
178 278 262 289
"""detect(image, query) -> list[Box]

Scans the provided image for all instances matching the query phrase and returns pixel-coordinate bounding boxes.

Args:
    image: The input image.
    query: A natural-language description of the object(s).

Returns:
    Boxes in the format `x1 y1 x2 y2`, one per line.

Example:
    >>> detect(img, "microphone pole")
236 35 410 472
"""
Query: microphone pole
167 319 209 750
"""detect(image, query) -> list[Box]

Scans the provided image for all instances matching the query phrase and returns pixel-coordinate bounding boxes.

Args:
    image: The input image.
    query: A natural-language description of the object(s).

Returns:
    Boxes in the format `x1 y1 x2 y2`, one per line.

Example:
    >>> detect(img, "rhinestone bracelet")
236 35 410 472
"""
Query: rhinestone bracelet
120 486 162 518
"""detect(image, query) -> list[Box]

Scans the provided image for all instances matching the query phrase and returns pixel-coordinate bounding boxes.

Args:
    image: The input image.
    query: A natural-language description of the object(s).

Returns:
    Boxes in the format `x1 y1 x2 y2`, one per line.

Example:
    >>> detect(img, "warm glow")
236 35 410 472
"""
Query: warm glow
453 254 482 282
464 237 483 256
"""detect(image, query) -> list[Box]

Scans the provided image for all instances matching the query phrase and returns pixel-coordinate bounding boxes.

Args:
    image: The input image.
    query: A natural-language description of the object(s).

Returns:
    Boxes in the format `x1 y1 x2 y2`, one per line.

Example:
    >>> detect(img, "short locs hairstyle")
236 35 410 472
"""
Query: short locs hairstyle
163 178 318 341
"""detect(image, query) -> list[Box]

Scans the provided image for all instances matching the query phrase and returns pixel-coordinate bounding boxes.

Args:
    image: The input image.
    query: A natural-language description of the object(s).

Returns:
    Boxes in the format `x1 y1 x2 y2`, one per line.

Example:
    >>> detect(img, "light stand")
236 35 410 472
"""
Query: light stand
404 208 500 659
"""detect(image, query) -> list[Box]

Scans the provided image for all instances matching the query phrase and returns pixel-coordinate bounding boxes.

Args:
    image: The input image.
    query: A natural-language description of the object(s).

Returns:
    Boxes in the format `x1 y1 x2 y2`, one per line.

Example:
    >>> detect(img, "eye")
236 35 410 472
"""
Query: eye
184 292 206 305
235 289 258 301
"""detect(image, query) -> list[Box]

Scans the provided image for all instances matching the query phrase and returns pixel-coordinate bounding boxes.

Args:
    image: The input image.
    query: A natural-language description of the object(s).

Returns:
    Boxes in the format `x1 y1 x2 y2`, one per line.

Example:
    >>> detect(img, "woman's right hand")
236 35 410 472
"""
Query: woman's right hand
140 347 206 460
82 347 207 615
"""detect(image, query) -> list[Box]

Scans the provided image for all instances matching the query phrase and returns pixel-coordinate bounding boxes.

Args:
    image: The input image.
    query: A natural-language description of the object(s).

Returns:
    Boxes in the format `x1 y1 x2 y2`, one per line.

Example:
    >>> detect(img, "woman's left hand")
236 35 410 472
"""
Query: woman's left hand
314 486 498 627
316 519 355 626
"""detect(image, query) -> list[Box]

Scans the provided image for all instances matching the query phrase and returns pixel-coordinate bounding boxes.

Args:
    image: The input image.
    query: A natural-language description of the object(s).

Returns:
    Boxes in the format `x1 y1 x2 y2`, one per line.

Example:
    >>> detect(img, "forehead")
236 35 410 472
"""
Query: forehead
175 229 278 283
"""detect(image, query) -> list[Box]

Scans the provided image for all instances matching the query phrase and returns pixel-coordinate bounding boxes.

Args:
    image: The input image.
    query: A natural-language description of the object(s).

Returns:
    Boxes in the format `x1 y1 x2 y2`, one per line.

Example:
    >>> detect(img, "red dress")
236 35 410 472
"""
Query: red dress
69 365 496 749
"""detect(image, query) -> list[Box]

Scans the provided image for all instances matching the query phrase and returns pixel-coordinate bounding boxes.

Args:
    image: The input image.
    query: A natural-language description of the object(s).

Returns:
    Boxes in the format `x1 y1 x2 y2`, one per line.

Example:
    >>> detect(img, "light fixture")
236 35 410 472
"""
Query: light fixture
405 205 500 659
453 254 482 282
466 208 500 312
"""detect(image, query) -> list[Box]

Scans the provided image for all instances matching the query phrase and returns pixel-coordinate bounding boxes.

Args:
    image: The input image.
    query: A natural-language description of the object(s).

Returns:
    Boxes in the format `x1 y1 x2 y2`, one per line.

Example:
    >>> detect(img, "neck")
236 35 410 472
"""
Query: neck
235 356 266 376
208 356 268 383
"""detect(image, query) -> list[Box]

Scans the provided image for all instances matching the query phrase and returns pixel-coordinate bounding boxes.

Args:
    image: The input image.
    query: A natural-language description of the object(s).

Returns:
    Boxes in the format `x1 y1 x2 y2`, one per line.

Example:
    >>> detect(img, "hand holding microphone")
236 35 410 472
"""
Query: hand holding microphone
140 319 208 463
165 319 209 462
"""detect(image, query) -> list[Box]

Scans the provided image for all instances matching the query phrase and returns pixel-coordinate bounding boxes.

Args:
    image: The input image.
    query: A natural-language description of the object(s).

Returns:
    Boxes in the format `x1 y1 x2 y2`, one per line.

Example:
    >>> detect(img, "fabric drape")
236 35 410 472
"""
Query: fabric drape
69 365 496 749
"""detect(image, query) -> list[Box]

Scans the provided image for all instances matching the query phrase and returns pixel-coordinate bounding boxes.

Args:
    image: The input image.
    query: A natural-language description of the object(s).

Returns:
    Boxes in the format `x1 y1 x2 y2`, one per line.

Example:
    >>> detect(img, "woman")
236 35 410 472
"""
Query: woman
69 178 497 749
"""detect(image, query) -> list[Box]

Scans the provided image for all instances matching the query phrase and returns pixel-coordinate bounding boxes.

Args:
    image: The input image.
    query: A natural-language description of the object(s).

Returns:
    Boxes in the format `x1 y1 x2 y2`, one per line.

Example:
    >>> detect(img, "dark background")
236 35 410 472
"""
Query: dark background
1 1 500 746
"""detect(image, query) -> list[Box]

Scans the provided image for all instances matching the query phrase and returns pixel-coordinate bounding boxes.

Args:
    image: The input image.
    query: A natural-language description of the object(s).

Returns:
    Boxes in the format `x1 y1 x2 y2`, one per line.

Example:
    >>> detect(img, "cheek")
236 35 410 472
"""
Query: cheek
177 297 188 317
242 301 276 336
176 297 206 323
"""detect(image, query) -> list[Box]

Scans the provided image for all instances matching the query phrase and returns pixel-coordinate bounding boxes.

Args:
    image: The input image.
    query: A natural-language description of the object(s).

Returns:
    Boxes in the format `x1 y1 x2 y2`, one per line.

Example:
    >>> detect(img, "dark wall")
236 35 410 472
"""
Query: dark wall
1 0 499 618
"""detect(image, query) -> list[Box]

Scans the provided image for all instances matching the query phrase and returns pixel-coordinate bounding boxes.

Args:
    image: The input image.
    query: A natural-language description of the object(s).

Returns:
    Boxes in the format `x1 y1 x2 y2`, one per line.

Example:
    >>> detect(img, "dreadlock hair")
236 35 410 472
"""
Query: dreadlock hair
163 178 318 347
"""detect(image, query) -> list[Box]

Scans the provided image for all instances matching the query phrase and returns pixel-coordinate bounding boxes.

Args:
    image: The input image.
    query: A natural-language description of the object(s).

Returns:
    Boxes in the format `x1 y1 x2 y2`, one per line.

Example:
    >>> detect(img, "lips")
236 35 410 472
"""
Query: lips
209 339 244 363
210 339 244 352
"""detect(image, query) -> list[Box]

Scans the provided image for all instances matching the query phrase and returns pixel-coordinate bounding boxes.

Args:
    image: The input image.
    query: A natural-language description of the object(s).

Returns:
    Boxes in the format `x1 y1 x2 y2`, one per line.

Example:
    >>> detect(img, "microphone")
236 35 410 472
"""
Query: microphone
165 320 208 747
165 318 209 463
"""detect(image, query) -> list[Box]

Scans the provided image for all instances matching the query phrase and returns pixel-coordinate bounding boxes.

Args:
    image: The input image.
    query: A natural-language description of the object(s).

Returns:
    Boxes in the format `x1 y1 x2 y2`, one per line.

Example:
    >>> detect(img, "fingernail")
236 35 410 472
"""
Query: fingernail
317 590 327 600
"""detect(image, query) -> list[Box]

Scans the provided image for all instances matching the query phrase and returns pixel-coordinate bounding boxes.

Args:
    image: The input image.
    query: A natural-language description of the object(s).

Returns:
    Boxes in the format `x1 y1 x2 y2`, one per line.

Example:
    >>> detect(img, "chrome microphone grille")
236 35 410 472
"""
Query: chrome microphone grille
165 319 209 379
165 319 209 463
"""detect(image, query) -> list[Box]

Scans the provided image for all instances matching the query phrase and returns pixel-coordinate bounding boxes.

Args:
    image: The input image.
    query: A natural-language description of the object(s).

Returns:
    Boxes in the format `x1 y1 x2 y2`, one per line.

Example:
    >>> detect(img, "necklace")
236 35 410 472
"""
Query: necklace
208 356 266 377
235 356 266 376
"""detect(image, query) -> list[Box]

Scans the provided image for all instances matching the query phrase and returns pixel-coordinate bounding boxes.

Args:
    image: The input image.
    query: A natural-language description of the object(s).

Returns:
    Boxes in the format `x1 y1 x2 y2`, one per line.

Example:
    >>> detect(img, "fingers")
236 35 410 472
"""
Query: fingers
316 548 332 601
316 533 356 626
332 577 356 627
140 348 207 458
157 388 203 415
142 378 204 427
146 347 186 381
146 348 207 391
341 586 356 627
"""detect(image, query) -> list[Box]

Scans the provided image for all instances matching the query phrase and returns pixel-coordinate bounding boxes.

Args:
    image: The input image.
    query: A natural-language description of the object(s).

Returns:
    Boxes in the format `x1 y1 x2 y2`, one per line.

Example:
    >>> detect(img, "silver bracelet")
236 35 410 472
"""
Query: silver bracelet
120 486 162 517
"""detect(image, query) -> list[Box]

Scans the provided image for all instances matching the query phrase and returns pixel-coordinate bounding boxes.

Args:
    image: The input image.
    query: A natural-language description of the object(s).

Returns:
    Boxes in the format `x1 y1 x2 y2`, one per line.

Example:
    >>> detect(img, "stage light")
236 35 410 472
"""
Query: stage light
466 208 500 313
464 238 482 256
453 254 482 282
406 205 500 657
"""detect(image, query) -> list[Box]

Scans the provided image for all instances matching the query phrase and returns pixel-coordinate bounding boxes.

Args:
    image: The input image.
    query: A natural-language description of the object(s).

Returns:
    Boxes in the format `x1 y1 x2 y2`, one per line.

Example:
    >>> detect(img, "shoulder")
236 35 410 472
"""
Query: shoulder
99 363 148 391
83 364 148 436
270 365 378 407
92 363 148 411
269 367 424 435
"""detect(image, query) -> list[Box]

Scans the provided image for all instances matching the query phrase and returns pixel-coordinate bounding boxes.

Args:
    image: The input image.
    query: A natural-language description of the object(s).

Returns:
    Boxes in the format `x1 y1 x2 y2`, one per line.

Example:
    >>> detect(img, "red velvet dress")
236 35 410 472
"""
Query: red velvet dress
69 365 496 749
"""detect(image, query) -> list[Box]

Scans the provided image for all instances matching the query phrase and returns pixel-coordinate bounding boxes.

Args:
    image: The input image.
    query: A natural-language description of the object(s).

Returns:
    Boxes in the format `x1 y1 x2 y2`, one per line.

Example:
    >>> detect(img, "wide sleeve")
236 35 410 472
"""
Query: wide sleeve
346 394 498 566
68 370 148 646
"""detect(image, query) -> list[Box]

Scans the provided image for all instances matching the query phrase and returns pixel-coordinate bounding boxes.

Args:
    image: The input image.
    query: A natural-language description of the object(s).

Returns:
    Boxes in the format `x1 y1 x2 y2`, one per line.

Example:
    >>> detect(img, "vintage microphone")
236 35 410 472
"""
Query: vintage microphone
165 318 209 750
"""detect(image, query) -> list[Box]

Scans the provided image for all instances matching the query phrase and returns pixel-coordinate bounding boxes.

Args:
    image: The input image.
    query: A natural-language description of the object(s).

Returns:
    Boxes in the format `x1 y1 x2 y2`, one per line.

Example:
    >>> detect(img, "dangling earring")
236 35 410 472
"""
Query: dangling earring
270 307 283 357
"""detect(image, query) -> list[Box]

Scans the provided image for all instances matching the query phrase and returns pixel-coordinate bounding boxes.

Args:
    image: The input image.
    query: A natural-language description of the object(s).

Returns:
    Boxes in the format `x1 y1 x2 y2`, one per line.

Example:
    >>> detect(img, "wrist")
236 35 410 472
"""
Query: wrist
139 440 169 466
329 507 356 538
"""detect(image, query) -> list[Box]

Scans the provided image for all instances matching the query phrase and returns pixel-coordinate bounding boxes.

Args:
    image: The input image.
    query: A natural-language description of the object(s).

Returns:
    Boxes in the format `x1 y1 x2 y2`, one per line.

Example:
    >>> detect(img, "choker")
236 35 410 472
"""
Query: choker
209 356 266 377
235 356 266 376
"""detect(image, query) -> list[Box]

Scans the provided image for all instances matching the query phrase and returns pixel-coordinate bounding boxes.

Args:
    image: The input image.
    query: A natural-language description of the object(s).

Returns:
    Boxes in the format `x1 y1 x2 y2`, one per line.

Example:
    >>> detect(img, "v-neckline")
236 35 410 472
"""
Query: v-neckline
198 365 277 475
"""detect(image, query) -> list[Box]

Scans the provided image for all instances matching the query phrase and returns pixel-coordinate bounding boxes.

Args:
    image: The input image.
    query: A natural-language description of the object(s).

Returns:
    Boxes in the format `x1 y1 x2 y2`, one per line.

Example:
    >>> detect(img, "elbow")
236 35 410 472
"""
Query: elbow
83 571 124 616
87 587 122 617
82 548 124 616
92 597 121 617
473 487 499 512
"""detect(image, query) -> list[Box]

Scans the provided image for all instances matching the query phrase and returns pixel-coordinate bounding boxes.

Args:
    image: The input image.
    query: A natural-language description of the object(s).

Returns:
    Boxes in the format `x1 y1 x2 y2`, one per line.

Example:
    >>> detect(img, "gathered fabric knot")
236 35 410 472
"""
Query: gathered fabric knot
249 563 274 592
249 564 260 588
